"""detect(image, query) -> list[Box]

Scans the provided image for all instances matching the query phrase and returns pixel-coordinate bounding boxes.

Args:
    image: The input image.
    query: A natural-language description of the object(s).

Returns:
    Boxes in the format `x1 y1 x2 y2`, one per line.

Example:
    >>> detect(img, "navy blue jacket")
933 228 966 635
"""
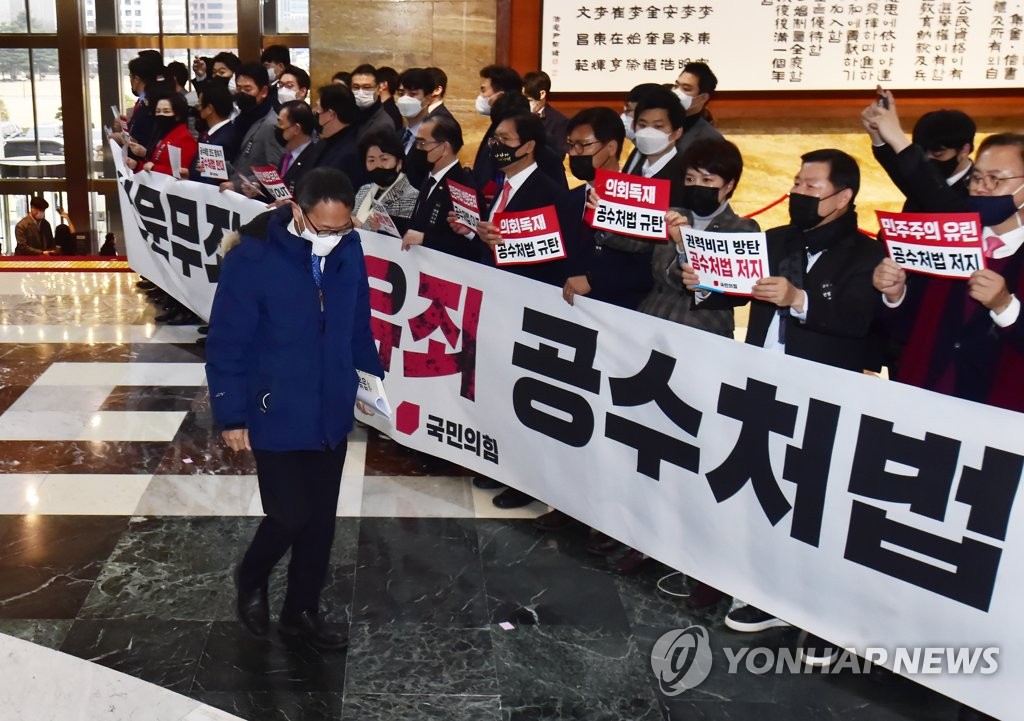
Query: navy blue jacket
205 207 385 451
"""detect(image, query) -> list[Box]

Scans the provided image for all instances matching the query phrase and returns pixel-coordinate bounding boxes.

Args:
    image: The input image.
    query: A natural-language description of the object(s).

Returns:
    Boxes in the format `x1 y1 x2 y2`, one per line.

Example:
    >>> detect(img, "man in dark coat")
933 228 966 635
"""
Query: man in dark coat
206 168 384 650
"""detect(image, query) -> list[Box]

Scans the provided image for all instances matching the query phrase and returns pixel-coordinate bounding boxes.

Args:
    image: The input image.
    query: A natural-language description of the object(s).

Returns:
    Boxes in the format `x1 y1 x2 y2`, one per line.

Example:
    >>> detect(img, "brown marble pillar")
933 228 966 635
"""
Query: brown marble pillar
309 0 498 163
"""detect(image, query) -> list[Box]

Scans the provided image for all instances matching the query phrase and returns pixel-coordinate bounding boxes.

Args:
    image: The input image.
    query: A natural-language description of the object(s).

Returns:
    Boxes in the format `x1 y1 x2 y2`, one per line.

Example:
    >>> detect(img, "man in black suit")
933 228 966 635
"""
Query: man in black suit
524 71 568 162
471 65 524 191
455 112 582 509
312 84 364 187
401 115 480 260
682 149 886 666
865 107 975 213
397 67 461 188
351 64 402 142
861 105 976 375
191 82 239 183
273 101 319 195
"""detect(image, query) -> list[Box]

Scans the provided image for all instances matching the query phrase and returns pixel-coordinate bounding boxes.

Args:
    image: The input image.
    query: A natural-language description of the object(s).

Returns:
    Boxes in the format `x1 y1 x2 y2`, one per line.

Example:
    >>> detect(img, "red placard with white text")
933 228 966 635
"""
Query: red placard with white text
493 206 565 266
590 167 670 240
877 211 986 279
447 179 481 231
251 165 292 201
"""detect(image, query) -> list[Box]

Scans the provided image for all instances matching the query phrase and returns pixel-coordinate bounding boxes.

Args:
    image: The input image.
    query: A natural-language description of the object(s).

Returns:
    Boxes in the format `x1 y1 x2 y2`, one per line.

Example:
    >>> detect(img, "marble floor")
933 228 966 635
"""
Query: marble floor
0 272 968 720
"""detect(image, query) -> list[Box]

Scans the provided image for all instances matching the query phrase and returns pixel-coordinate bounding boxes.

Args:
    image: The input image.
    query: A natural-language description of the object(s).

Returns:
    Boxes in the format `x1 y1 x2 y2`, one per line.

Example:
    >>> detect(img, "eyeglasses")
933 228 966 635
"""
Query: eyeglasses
304 213 353 238
488 136 518 147
565 138 603 155
414 138 441 149
968 172 1024 189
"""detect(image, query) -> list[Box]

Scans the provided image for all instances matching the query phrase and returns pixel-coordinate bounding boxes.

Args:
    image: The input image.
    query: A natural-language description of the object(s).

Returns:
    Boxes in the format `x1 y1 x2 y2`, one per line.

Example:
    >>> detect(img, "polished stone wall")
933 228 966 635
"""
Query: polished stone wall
309 0 498 162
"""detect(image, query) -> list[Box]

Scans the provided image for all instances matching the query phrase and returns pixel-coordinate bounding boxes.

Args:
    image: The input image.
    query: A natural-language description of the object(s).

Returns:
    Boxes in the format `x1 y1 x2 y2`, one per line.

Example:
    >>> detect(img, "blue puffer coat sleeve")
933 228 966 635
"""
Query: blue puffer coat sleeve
205 234 265 430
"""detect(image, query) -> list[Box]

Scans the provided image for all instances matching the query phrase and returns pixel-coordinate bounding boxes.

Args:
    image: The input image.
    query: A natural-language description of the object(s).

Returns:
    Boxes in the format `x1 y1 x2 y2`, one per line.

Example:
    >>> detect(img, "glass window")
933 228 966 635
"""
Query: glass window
277 0 309 34
1 191 65 255
162 0 187 33
290 48 310 73
191 0 237 33
0 1 28 33
118 0 157 32
28 0 57 32
0 49 64 179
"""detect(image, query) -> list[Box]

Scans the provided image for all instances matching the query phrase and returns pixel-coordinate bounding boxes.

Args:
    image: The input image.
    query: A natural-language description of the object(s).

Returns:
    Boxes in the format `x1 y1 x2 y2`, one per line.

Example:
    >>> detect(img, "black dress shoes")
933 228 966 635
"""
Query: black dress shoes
533 509 574 531
586 532 622 556
472 475 505 490
235 573 269 638
279 610 348 651
492 487 535 509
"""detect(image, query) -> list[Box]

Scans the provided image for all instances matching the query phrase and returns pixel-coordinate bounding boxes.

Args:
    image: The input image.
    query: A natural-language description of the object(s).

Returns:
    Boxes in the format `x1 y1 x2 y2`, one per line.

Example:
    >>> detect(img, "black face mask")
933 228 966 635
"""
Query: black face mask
490 141 522 168
569 154 596 182
680 185 723 217
368 167 400 187
789 190 842 230
967 193 1022 227
154 116 178 137
194 115 209 134
234 92 258 113
273 127 287 147
928 156 960 179
408 146 428 166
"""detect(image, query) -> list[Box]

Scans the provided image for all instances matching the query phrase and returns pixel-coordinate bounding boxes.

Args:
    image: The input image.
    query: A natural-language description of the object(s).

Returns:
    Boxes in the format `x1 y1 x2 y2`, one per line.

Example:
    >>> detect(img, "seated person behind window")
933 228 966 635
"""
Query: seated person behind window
352 130 419 236
126 93 197 177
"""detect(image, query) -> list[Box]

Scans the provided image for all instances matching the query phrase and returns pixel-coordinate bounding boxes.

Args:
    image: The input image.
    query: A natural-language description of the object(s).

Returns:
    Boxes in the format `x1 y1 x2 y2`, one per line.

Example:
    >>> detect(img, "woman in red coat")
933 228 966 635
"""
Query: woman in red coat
127 93 197 177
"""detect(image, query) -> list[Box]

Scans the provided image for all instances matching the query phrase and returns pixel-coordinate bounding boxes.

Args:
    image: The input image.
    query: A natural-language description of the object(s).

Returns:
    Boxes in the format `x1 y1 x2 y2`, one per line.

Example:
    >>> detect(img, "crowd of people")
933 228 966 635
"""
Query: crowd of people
111 48 1017 718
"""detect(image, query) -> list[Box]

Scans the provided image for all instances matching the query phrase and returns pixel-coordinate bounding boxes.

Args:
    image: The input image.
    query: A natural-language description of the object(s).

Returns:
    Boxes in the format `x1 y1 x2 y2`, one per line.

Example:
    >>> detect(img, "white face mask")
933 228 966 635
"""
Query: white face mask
266 67 277 84
396 95 424 118
277 86 297 104
633 126 672 156
529 99 542 114
475 94 492 116
353 89 376 109
620 112 636 142
290 219 345 256
672 87 693 111
227 75 237 92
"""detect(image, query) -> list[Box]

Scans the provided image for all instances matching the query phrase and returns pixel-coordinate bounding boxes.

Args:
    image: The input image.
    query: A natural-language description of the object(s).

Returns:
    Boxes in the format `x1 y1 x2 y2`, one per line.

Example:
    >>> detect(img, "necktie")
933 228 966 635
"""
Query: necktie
311 251 324 310
421 174 436 197
279 151 293 178
984 235 1005 258
493 180 513 214
402 128 414 150
412 175 436 219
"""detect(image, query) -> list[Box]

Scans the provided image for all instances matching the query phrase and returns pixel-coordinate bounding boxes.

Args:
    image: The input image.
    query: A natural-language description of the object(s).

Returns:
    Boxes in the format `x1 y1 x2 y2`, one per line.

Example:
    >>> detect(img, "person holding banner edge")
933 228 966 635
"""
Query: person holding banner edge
682 148 886 666
206 167 383 649
452 112 582 509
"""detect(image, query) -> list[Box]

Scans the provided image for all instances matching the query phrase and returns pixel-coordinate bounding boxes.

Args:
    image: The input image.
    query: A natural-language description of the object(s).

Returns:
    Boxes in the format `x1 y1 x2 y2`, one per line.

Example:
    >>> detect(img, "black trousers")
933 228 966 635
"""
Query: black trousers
239 443 347 615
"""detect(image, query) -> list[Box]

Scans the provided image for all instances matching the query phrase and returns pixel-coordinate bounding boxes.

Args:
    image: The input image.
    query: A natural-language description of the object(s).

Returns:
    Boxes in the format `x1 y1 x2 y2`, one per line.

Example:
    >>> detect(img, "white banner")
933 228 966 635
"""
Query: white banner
116 169 1024 720
543 1 1024 91
113 139 266 321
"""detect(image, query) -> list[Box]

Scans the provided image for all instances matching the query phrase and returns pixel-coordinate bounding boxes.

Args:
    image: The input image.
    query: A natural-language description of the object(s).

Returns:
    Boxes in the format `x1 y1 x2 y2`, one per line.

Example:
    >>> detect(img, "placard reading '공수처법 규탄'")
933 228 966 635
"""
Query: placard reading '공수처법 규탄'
542 2 1024 91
